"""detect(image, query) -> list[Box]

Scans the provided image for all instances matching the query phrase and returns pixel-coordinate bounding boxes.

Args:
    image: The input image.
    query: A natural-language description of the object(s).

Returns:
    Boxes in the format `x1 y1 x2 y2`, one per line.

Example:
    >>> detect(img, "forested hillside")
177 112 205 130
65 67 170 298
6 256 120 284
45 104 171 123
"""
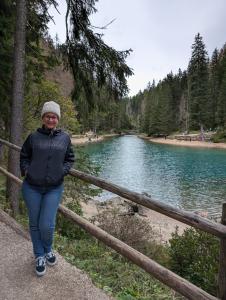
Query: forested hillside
0 1 79 138
0 0 133 139
126 34 226 136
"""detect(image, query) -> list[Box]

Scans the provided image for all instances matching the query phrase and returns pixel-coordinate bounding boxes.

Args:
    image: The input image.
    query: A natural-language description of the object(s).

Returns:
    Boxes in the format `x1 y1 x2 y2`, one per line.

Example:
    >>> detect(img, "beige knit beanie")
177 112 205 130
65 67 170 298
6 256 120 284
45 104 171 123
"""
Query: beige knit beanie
41 101 61 119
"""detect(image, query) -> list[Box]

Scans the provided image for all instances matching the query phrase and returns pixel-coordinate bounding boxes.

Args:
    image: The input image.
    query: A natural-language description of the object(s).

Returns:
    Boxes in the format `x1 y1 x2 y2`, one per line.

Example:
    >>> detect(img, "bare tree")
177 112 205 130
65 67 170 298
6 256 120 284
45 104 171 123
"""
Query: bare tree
8 0 27 215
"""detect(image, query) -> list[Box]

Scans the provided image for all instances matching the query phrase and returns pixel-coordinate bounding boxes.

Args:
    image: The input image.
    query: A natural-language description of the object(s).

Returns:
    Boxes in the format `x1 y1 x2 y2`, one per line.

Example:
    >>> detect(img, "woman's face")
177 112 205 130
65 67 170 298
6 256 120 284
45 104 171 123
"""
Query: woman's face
42 113 59 129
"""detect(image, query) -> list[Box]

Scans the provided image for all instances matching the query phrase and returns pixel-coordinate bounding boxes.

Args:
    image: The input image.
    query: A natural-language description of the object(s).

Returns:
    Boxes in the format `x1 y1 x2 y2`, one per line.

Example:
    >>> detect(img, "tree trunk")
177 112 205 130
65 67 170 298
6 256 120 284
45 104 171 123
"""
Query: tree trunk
0 143 3 164
8 0 27 216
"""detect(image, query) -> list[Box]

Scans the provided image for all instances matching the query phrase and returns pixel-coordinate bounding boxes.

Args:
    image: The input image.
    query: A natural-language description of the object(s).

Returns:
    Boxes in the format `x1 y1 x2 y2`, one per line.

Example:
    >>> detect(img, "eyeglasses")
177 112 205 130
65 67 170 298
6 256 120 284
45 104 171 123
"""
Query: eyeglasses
44 115 58 121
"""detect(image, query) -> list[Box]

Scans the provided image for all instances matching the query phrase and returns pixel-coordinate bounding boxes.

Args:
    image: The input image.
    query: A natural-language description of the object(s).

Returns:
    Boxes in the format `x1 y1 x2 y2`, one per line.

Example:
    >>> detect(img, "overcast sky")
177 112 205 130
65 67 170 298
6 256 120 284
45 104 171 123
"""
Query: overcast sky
48 0 226 96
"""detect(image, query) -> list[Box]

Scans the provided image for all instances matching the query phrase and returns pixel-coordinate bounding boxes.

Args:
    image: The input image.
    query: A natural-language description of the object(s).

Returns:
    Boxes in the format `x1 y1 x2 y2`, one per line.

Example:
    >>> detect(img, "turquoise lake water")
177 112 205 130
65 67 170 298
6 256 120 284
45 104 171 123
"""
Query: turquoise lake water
80 135 226 217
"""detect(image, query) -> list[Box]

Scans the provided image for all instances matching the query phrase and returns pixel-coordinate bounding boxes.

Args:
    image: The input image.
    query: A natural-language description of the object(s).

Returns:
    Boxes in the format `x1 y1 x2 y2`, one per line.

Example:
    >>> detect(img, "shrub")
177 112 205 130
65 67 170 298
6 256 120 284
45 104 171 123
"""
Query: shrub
55 198 90 240
94 208 170 266
212 129 226 143
95 209 155 248
168 227 219 296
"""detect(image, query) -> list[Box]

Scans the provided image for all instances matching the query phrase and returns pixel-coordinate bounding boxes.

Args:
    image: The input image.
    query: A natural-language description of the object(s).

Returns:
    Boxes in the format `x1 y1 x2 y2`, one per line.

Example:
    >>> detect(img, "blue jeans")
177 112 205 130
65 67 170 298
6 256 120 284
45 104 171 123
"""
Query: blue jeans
22 180 64 258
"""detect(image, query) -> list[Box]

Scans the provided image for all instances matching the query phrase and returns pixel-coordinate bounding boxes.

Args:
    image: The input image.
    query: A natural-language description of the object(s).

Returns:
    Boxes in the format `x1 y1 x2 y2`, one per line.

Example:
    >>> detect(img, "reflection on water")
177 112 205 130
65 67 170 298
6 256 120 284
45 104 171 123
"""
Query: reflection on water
81 136 226 217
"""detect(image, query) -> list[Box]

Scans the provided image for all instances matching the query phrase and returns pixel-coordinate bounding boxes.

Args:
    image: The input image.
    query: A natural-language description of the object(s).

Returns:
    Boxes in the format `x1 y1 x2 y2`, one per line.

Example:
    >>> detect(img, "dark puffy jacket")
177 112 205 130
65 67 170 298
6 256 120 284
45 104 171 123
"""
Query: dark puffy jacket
20 126 75 187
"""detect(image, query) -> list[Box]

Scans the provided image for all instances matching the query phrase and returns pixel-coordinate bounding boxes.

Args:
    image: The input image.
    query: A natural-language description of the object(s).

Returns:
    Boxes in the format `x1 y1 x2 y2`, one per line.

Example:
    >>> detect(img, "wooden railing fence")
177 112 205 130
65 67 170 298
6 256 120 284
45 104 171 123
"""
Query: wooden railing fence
0 137 225 300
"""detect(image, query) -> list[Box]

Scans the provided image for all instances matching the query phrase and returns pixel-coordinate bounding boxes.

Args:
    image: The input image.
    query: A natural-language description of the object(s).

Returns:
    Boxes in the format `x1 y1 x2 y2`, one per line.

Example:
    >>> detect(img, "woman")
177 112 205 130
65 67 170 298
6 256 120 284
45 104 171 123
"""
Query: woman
20 101 75 276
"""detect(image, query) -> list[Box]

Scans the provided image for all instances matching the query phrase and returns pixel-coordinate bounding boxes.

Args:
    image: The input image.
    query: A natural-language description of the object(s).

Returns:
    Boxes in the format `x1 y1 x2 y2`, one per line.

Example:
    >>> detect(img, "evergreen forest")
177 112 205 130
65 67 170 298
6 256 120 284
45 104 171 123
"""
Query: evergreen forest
126 33 226 137
2 2 225 137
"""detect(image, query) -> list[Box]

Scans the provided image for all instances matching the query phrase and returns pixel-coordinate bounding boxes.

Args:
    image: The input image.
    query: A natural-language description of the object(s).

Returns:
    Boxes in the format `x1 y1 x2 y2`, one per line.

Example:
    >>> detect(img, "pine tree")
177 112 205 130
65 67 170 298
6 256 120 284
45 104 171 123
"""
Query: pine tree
64 0 133 108
216 47 226 127
187 33 210 130
156 82 174 134
0 0 15 137
209 48 221 128
148 88 161 135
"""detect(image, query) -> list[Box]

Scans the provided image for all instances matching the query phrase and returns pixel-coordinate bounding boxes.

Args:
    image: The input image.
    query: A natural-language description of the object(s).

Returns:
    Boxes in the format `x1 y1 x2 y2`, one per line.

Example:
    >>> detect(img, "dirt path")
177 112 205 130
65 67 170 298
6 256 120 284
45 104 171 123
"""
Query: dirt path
0 220 113 300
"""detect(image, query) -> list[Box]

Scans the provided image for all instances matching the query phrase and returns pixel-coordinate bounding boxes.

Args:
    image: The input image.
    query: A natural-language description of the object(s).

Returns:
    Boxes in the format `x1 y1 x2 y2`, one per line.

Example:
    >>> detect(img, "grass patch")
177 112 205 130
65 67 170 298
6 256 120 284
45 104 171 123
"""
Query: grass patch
54 230 182 300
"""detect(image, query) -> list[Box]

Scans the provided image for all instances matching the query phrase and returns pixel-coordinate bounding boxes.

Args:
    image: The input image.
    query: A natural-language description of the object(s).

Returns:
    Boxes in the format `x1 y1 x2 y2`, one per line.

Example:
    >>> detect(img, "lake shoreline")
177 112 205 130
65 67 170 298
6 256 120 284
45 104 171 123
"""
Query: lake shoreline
74 133 226 150
72 134 191 242
140 136 226 150
71 133 120 146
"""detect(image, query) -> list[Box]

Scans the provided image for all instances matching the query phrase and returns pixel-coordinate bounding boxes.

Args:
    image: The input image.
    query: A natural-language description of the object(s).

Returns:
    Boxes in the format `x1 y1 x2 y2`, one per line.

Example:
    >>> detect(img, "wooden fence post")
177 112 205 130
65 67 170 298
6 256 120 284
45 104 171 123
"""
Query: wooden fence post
218 203 226 299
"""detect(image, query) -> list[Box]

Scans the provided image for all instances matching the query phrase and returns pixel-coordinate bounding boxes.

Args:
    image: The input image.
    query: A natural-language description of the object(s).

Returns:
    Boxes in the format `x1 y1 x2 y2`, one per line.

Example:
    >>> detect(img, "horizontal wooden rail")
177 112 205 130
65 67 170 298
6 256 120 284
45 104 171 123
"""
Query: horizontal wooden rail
1 137 226 239
0 208 30 240
59 205 217 300
69 169 226 239
0 138 21 152
0 166 22 185
0 165 218 300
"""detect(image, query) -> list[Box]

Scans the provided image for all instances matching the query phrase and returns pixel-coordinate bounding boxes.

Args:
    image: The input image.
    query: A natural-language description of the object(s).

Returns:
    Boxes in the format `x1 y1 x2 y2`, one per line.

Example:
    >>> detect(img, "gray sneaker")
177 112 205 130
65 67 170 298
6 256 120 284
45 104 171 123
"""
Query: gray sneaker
35 256 46 276
45 251 57 266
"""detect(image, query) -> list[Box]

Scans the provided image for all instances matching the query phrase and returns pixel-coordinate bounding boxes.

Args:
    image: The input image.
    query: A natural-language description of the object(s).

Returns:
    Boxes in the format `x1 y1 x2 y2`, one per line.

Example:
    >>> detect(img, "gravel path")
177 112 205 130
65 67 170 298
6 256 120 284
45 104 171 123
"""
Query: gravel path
0 221 113 300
